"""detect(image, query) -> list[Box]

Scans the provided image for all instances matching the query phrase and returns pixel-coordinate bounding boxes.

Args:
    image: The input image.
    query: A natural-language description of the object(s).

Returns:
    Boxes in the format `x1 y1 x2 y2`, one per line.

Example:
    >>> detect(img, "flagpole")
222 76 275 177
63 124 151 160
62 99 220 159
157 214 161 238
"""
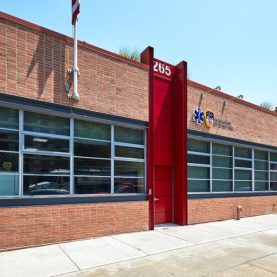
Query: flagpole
72 19 80 100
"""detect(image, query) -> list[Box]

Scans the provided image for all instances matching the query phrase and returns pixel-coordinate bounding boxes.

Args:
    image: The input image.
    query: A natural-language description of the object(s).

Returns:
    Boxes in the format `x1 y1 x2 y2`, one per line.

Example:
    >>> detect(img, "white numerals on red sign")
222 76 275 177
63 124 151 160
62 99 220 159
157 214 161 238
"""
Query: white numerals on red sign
153 61 171 77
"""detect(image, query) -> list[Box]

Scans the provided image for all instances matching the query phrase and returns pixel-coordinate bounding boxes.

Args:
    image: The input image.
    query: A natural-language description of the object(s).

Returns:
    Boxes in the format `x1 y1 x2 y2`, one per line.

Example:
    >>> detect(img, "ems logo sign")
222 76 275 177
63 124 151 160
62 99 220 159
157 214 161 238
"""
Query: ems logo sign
193 108 204 124
193 108 214 128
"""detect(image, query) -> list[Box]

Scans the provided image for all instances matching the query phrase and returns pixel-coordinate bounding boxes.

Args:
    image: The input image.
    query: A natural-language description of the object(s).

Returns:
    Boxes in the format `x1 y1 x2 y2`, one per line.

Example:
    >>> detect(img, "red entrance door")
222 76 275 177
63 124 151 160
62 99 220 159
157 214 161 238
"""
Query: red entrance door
154 165 174 224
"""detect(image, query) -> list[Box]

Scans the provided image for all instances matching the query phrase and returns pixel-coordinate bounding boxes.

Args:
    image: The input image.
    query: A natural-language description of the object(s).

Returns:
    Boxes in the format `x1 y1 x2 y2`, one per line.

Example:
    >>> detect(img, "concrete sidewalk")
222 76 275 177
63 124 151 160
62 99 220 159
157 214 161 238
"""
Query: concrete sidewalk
0 214 277 277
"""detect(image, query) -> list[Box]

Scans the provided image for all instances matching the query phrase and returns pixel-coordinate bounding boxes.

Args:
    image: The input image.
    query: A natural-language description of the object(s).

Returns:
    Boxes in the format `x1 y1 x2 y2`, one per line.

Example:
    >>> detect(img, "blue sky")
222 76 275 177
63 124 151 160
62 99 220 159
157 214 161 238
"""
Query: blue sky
1 0 277 108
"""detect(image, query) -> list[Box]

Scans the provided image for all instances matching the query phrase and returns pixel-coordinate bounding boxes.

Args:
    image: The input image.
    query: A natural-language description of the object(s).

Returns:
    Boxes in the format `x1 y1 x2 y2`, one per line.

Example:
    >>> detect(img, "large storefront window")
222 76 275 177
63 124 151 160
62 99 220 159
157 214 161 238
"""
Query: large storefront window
188 137 277 193
0 107 146 198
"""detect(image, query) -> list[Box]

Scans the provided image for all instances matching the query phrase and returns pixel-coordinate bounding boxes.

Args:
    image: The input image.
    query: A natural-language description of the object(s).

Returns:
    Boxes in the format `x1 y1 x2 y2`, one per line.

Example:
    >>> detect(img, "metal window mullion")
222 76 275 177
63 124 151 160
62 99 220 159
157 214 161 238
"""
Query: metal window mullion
111 125 114 194
114 142 144 148
252 149 254 192
23 150 70 157
210 141 212 193
269 152 271 191
23 131 70 140
232 146 235 192
74 136 111 143
19 110 23 197
144 130 147 194
70 118 74 196
114 157 145 162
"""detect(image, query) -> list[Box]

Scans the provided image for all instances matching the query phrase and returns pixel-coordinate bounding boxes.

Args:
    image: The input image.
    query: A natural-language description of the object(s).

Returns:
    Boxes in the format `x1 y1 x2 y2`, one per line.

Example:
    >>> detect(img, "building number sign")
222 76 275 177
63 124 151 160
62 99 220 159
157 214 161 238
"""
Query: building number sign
153 59 172 78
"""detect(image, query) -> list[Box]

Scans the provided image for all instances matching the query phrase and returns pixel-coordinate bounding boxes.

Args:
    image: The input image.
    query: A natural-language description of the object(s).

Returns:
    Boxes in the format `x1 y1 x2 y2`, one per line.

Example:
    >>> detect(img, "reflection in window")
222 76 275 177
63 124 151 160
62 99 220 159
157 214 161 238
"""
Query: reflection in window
24 155 70 175
24 111 70 135
24 176 70 195
74 158 111 176
115 126 144 145
24 135 69 153
74 177 111 194
114 178 145 194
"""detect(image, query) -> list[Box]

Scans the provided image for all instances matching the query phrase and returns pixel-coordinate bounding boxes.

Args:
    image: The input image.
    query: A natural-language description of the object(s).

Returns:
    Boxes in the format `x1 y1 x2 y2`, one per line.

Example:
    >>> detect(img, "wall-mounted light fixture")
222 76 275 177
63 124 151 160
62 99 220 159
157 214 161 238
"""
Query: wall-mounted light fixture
222 94 244 114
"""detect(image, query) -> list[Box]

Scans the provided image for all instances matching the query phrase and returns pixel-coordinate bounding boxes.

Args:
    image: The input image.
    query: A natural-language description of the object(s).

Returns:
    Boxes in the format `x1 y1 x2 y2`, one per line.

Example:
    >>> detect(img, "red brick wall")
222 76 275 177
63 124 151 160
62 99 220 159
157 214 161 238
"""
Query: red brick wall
188 196 277 224
188 81 277 147
0 201 149 251
0 14 149 122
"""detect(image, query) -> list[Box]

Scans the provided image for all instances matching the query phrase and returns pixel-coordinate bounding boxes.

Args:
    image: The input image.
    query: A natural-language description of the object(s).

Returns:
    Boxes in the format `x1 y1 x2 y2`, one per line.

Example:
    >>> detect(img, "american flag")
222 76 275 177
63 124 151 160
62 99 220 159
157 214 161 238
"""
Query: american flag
72 0 80 24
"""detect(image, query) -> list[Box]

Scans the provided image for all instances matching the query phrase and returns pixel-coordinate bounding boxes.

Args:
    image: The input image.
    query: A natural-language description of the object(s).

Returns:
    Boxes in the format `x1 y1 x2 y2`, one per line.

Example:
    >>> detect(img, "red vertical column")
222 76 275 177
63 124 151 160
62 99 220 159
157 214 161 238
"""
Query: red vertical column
174 61 188 225
140 47 154 230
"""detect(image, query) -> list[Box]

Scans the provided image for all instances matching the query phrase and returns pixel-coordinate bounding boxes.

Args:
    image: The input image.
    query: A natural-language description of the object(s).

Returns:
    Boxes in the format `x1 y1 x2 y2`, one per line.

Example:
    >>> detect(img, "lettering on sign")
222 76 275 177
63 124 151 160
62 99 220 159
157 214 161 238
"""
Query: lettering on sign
153 59 172 78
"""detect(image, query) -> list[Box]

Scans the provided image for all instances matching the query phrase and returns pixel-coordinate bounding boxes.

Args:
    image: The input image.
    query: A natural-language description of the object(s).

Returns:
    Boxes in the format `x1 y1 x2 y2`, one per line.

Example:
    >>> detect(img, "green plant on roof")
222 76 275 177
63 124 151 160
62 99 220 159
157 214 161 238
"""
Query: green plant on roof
118 46 140 62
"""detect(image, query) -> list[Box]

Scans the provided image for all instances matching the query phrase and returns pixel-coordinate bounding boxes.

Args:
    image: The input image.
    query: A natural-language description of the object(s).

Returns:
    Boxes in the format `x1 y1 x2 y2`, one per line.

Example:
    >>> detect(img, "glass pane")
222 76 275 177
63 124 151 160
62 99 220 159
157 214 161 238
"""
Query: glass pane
74 139 110 158
25 136 69 153
212 156 232 167
115 146 144 159
0 130 18 151
24 111 70 136
188 179 210 192
270 181 277 191
212 143 232 156
270 163 277 170
255 182 269 191
255 160 268 170
235 181 251 191
114 161 145 177
213 168 232 179
24 155 70 174
188 154 210 164
115 127 144 145
188 139 209 153
212 180 233 192
270 152 277 162
255 150 267 160
74 158 111 176
270 172 277 181
74 177 111 194
235 170 252 180
0 107 18 129
23 176 70 195
114 178 145 194
255 171 268 181
0 153 18 172
188 166 209 179
235 147 251 158
235 159 252 168
0 175 19 196
74 120 110 140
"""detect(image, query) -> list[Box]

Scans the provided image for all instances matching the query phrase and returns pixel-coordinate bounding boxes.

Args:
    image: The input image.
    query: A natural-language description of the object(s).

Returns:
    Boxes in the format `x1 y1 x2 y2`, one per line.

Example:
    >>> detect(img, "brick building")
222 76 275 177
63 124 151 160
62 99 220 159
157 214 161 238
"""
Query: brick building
0 12 276 251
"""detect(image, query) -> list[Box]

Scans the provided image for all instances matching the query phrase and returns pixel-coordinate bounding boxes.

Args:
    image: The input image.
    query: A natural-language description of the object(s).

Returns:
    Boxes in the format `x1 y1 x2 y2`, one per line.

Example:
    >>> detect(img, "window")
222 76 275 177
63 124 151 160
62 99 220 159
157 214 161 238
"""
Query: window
188 137 276 194
114 126 145 194
270 152 277 191
212 143 232 192
0 107 19 196
254 150 269 191
74 120 111 194
23 112 70 196
234 147 252 191
188 138 210 192
0 107 146 198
